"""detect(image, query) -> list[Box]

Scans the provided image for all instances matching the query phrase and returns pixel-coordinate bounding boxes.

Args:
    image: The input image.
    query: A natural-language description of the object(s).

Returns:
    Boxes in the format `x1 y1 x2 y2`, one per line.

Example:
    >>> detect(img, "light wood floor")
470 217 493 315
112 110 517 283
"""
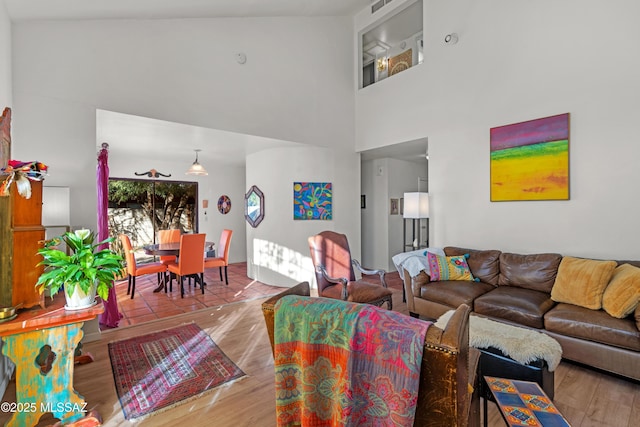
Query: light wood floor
1 290 638 426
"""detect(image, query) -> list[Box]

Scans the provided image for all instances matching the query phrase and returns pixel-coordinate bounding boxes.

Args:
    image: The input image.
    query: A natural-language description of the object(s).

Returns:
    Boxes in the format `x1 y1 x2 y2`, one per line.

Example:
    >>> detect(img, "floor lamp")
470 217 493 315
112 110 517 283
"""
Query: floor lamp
403 192 429 250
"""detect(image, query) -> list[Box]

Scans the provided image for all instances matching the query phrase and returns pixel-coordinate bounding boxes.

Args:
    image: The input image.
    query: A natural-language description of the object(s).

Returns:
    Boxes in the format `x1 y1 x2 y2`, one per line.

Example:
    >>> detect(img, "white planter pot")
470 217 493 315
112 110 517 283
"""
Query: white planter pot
64 281 97 310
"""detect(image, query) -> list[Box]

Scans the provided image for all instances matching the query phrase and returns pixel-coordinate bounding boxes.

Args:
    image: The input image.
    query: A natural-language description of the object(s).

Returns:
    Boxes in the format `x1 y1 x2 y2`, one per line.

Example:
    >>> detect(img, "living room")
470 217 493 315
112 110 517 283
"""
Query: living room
0 0 639 425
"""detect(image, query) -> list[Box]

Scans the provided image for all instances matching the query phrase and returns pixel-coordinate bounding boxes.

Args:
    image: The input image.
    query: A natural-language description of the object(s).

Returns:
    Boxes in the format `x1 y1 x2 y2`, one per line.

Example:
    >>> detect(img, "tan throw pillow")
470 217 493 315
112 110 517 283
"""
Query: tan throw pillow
602 264 640 318
551 257 617 310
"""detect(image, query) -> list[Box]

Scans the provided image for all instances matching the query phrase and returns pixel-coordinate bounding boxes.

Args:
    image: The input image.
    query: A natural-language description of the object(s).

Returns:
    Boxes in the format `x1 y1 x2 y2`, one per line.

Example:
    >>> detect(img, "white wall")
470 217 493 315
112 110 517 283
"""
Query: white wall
11 16 355 255
107 153 247 263
246 146 361 288
0 0 10 107
356 0 640 260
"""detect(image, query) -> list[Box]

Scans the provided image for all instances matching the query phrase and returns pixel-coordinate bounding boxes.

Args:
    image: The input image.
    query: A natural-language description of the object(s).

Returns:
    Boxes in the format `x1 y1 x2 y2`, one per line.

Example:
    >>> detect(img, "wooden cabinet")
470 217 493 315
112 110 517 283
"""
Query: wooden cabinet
0 179 45 309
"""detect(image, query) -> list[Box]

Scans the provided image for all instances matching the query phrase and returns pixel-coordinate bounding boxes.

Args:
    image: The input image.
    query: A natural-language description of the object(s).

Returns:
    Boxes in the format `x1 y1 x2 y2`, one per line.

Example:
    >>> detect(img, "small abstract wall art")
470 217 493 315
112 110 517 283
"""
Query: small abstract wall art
293 182 332 220
490 113 569 201
217 195 231 214
390 198 399 215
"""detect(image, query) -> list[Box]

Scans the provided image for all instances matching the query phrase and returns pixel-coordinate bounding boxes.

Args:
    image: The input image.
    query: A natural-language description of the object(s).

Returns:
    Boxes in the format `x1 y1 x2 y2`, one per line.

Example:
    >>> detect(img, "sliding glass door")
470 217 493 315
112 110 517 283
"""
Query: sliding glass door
108 178 198 262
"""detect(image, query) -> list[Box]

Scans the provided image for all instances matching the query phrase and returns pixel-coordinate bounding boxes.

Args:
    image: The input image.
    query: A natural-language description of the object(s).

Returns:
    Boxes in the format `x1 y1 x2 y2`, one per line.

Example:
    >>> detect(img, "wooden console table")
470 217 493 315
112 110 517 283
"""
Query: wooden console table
0 296 103 427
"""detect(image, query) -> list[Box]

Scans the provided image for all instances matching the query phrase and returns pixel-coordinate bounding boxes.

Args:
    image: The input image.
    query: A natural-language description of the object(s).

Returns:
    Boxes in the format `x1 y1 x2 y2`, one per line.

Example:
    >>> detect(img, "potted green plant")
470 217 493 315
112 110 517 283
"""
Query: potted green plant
36 229 124 309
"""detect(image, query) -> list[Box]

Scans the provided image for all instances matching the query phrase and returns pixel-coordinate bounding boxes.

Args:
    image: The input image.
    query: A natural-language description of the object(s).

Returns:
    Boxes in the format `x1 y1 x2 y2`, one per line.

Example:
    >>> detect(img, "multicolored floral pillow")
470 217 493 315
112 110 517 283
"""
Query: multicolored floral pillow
427 252 477 282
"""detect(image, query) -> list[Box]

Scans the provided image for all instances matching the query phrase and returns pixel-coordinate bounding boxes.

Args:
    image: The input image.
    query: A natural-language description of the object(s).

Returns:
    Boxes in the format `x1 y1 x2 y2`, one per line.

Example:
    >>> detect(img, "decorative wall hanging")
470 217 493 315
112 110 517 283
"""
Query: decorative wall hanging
217 195 231 214
390 198 399 215
490 113 569 201
388 49 413 76
245 185 264 227
293 182 333 220
134 169 171 179
293 182 332 220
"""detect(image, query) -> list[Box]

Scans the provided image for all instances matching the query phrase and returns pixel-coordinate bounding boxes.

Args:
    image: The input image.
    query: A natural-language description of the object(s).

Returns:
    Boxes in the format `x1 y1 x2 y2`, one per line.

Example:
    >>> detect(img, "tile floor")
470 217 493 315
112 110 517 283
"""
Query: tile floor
112 262 405 328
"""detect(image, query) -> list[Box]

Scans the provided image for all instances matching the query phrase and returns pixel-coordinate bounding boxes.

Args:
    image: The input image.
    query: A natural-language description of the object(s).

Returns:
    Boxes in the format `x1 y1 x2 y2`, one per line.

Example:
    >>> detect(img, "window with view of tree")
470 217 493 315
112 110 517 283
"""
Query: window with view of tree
108 178 198 262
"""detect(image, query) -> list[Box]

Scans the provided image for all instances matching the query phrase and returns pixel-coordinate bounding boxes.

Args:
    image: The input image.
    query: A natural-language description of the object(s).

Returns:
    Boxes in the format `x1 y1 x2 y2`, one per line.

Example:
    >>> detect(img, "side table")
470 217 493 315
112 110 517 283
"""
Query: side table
484 376 571 426
0 297 103 427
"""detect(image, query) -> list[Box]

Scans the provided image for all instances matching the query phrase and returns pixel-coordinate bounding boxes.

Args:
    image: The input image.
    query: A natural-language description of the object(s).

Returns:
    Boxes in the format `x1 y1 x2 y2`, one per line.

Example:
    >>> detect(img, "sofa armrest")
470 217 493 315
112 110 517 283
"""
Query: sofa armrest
416 303 474 427
403 268 417 313
403 268 432 315
261 281 311 356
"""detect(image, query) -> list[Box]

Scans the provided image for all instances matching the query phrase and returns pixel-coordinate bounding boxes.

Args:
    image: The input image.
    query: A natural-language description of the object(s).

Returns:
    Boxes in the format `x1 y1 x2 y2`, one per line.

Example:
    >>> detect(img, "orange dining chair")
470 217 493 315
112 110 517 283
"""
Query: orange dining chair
167 233 206 298
158 229 181 290
157 229 181 265
204 229 233 285
119 234 167 299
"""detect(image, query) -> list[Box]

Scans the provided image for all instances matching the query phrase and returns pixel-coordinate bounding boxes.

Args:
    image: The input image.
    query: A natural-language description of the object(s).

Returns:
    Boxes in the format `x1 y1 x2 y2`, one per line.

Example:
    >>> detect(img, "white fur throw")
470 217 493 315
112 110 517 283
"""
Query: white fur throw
435 311 563 371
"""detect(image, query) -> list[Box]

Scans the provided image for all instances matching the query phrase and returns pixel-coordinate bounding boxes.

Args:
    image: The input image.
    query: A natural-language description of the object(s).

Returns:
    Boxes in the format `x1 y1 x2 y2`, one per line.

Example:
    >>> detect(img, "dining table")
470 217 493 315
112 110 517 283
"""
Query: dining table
143 241 216 293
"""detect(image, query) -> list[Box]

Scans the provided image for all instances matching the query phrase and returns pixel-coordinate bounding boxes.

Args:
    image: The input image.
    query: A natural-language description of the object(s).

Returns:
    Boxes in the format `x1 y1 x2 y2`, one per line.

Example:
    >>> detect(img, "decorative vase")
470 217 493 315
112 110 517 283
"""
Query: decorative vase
63 281 97 310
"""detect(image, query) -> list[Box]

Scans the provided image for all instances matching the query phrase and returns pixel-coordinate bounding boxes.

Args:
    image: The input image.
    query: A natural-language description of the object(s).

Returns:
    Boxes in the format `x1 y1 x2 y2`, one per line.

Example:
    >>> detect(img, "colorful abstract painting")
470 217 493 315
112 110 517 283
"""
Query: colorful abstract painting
293 182 332 220
490 113 569 201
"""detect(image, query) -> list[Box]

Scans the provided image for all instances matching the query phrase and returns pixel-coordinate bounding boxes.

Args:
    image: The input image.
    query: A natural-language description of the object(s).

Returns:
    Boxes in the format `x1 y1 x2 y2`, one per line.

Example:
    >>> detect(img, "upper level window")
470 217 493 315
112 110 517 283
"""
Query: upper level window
361 0 423 89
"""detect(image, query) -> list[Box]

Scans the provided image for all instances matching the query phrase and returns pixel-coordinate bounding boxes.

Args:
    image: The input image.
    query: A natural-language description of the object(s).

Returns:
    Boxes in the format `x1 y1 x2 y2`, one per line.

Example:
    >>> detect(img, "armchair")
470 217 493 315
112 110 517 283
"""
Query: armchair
261 282 480 427
308 230 393 309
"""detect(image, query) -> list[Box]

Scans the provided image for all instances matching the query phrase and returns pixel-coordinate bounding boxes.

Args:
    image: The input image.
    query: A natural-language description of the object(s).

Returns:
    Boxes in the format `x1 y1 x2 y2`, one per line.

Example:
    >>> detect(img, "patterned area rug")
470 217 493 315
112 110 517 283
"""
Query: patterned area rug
108 323 245 420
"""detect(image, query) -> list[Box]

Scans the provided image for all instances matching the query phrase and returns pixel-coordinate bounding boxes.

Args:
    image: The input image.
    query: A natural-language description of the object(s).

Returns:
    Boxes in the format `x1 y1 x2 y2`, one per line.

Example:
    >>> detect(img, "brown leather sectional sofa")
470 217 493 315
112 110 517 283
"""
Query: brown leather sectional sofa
402 246 640 381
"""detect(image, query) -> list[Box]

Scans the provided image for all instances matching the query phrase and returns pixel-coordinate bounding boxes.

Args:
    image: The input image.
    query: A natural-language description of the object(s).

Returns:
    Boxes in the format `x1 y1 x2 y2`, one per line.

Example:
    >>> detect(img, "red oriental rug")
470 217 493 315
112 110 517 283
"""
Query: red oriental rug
108 323 245 420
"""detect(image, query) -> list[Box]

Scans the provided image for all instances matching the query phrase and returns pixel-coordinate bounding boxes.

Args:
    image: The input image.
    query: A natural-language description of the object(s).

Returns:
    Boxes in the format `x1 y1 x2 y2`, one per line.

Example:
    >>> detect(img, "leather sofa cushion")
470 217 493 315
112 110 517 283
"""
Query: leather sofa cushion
474 287 556 329
545 303 640 352
498 252 562 293
417 280 494 310
444 247 502 286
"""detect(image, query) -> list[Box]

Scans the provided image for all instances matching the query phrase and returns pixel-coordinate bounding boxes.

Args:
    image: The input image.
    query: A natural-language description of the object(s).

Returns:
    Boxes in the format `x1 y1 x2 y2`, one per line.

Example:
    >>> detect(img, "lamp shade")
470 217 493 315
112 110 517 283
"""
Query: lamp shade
185 161 208 176
185 149 208 176
403 192 429 219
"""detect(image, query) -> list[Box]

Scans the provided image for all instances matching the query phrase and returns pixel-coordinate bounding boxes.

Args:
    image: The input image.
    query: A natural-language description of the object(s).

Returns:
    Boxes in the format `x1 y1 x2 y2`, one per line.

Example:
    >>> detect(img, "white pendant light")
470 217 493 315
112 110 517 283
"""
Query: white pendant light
185 149 208 176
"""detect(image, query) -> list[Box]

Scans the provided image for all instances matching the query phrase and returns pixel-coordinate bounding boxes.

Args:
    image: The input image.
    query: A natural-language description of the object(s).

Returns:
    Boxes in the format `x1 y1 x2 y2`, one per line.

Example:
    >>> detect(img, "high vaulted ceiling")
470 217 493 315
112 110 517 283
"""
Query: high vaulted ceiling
6 0 428 166
4 0 370 22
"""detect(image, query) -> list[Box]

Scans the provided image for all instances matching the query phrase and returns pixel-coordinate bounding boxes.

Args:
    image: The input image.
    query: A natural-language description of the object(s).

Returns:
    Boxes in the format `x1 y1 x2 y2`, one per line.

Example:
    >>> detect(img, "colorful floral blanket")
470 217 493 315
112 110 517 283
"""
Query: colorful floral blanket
274 295 430 426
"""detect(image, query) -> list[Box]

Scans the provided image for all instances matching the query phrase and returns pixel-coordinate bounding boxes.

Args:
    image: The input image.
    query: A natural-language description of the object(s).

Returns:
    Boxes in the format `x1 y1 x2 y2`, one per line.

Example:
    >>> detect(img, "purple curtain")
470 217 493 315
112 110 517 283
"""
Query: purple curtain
97 147 122 328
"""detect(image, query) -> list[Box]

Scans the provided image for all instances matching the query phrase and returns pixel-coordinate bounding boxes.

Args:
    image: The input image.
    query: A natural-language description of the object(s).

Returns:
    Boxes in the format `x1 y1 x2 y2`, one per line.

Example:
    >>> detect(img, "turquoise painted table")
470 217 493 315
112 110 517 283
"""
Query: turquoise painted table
0 297 103 427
